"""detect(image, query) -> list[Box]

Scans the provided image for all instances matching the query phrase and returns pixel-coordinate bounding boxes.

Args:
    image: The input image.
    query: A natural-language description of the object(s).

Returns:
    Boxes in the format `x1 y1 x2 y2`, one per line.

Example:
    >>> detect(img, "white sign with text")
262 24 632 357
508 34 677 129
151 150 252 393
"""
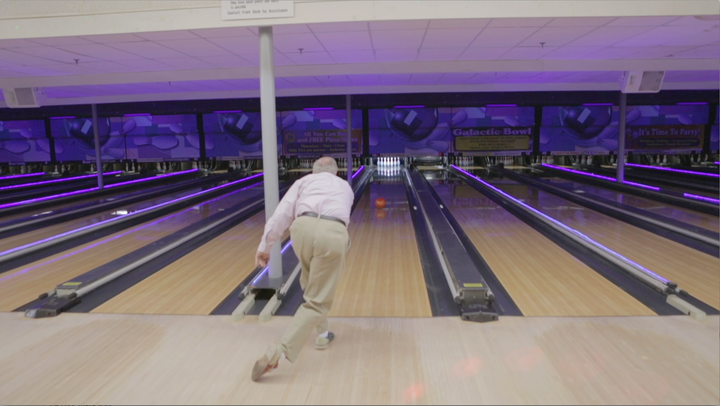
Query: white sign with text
221 0 294 20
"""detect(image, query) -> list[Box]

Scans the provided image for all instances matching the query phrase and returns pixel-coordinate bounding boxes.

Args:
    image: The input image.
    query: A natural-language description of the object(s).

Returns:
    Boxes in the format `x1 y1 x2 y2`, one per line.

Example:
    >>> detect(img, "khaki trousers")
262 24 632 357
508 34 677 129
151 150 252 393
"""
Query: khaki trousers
278 215 349 362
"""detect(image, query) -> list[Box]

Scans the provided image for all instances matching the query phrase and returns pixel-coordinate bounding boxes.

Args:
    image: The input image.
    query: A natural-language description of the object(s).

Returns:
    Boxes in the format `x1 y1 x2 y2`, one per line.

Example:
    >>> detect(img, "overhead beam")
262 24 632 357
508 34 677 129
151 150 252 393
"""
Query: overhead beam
2 81 716 108
0 1 717 40
1 59 716 89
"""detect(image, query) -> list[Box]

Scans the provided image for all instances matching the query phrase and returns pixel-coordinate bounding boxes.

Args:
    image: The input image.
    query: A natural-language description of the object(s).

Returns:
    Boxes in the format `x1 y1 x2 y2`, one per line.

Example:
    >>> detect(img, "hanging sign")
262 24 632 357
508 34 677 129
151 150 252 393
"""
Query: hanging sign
221 0 294 20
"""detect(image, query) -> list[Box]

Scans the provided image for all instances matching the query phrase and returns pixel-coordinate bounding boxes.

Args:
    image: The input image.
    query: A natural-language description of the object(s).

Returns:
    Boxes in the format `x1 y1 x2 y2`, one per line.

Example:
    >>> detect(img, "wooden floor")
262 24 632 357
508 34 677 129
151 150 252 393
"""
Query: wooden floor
0 187 201 252
0 312 716 405
437 182 655 317
0 188 258 312
330 183 432 317
93 211 285 315
494 182 720 310
545 177 720 233
0 188 130 224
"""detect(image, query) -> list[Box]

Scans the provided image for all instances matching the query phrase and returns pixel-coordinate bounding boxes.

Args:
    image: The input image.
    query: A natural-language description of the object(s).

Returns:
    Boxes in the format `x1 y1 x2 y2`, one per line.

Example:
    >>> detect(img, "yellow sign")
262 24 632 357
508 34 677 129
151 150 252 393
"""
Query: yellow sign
61 282 82 286
463 283 484 288
455 135 530 151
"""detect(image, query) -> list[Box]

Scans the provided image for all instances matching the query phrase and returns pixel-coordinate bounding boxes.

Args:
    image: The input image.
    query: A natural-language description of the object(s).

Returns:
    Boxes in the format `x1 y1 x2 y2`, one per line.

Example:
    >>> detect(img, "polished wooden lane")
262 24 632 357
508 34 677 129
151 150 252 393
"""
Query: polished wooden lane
0 188 132 223
0 187 263 312
493 181 720 310
330 183 432 317
545 177 720 233
0 186 205 252
435 182 655 317
93 211 285 315
0 312 716 405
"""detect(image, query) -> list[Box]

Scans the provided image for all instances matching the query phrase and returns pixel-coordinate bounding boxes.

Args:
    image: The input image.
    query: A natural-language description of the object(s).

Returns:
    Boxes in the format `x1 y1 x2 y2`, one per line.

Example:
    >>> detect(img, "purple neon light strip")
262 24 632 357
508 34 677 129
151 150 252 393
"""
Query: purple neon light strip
303 107 334 111
0 171 261 258
0 172 45 181
683 193 720 204
714 162 720 165
351 166 365 179
0 171 122 191
0 180 265 284
486 104 517 107
453 165 671 284
393 105 425 108
0 169 198 211
582 103 613 106
626 163 720 178
541 164 660 190
676 102 708 105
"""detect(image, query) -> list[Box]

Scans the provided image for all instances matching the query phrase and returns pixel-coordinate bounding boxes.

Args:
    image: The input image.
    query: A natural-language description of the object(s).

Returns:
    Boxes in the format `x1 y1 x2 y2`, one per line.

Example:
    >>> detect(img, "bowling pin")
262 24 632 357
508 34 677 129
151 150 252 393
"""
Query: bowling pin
156 162 162 172
663 155 668 164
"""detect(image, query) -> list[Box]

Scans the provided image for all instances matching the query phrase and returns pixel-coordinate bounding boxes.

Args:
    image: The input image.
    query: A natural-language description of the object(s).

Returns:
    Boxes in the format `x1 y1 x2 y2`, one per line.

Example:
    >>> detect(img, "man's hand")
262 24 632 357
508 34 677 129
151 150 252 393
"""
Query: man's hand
255 251 270 267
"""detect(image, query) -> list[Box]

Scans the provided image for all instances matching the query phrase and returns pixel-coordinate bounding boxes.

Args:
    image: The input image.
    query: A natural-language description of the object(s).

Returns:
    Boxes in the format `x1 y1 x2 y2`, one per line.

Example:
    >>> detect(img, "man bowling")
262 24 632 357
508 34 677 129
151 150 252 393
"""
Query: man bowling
252 157 354 381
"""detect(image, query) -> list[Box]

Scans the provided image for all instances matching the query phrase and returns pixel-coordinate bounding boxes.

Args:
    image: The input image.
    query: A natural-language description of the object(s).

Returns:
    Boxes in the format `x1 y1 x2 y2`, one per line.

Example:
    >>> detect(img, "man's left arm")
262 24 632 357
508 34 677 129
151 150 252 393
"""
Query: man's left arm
255 181 300 266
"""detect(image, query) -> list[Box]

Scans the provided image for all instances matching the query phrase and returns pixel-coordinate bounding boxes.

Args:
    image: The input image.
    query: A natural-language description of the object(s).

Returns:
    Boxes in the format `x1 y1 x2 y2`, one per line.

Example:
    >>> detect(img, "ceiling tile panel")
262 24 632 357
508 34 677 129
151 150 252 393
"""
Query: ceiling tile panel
155 57 217 70
518 26 598 47
209 36 260 55
81 61 141 73
371 30 426 50
583 47 642 59
429 19 490 29
348 74 381 86
417 48 463 61
58 44 145 61
566 26 656 47
422 28 480 49
468 27 540 48
613 26 713 47
11 46 99 64
30 37 96 46
0 39 46 48
79 33 145 44
283 76 324 87
273 33 325 53
606 16 680 26
108 42 187 59
436 72 476 84
238 52 292 66
330 50 375 63
672 45 720 59
547 17 617 27
379 74 412 86
155 39 233 57
498 47 557 60
466 72 509 83
408 73 443 85
315 31 372 51
458 47 510 60
136 31 200 41
203 55 255 68
374 49 417 62
314 75 352 87
190 27 256 38
623 46 698 59
38 63 101 75
542 46 605 59
114 59 173 72
284 52 336 65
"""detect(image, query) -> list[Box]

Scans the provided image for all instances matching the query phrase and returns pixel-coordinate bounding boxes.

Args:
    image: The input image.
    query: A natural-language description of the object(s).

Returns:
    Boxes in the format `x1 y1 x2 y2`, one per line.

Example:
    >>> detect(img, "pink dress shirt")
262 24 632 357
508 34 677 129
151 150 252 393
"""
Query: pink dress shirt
258 172 354 253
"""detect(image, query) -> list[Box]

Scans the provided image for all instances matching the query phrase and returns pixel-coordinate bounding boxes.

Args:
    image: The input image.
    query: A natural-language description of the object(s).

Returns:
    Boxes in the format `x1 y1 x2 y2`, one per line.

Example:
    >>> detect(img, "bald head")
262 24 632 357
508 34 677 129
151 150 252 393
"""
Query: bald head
313 157 338 175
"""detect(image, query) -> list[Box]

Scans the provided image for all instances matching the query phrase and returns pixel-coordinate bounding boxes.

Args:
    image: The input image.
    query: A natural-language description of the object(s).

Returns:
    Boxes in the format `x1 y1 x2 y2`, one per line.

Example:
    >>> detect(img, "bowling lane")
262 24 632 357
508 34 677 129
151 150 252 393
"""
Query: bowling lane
330 181 432 317
541 176 719 233
433 180 655 317
489 179 720 310
0 185 211 252
0 183 266 312
91 211 288 315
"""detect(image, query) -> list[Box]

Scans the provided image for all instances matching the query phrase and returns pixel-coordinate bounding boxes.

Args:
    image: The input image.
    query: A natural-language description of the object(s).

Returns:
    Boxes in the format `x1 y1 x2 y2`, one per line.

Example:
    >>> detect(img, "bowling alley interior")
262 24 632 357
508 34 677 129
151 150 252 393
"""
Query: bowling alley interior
0 1 719 404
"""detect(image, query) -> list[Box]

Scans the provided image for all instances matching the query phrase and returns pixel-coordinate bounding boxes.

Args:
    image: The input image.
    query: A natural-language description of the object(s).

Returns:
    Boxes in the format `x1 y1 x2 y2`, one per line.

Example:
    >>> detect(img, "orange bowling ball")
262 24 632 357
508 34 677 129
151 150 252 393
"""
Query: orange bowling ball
375 208 387 220
375 197 386 209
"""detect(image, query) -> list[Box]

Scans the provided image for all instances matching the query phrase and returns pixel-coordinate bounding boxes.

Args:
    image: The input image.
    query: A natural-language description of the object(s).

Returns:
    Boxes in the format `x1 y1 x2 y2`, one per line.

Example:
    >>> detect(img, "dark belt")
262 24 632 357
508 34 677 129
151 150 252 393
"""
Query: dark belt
299 212 346 227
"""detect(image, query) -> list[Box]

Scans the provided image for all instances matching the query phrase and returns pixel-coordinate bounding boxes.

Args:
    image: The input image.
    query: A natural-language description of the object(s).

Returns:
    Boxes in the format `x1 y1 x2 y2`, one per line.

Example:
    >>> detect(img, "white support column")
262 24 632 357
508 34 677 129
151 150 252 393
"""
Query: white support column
346 94 353 184
91 104 104 189
259 26 282 281
617 92 627 182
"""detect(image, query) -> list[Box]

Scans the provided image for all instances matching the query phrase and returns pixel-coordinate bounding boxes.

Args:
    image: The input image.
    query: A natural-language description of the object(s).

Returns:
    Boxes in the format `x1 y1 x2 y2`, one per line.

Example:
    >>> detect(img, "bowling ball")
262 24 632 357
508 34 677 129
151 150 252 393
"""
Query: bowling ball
561 106 611 139
386 108 438 141
222 113 260 144
375 197 386 209
67 118 110 148
375 208 387 220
